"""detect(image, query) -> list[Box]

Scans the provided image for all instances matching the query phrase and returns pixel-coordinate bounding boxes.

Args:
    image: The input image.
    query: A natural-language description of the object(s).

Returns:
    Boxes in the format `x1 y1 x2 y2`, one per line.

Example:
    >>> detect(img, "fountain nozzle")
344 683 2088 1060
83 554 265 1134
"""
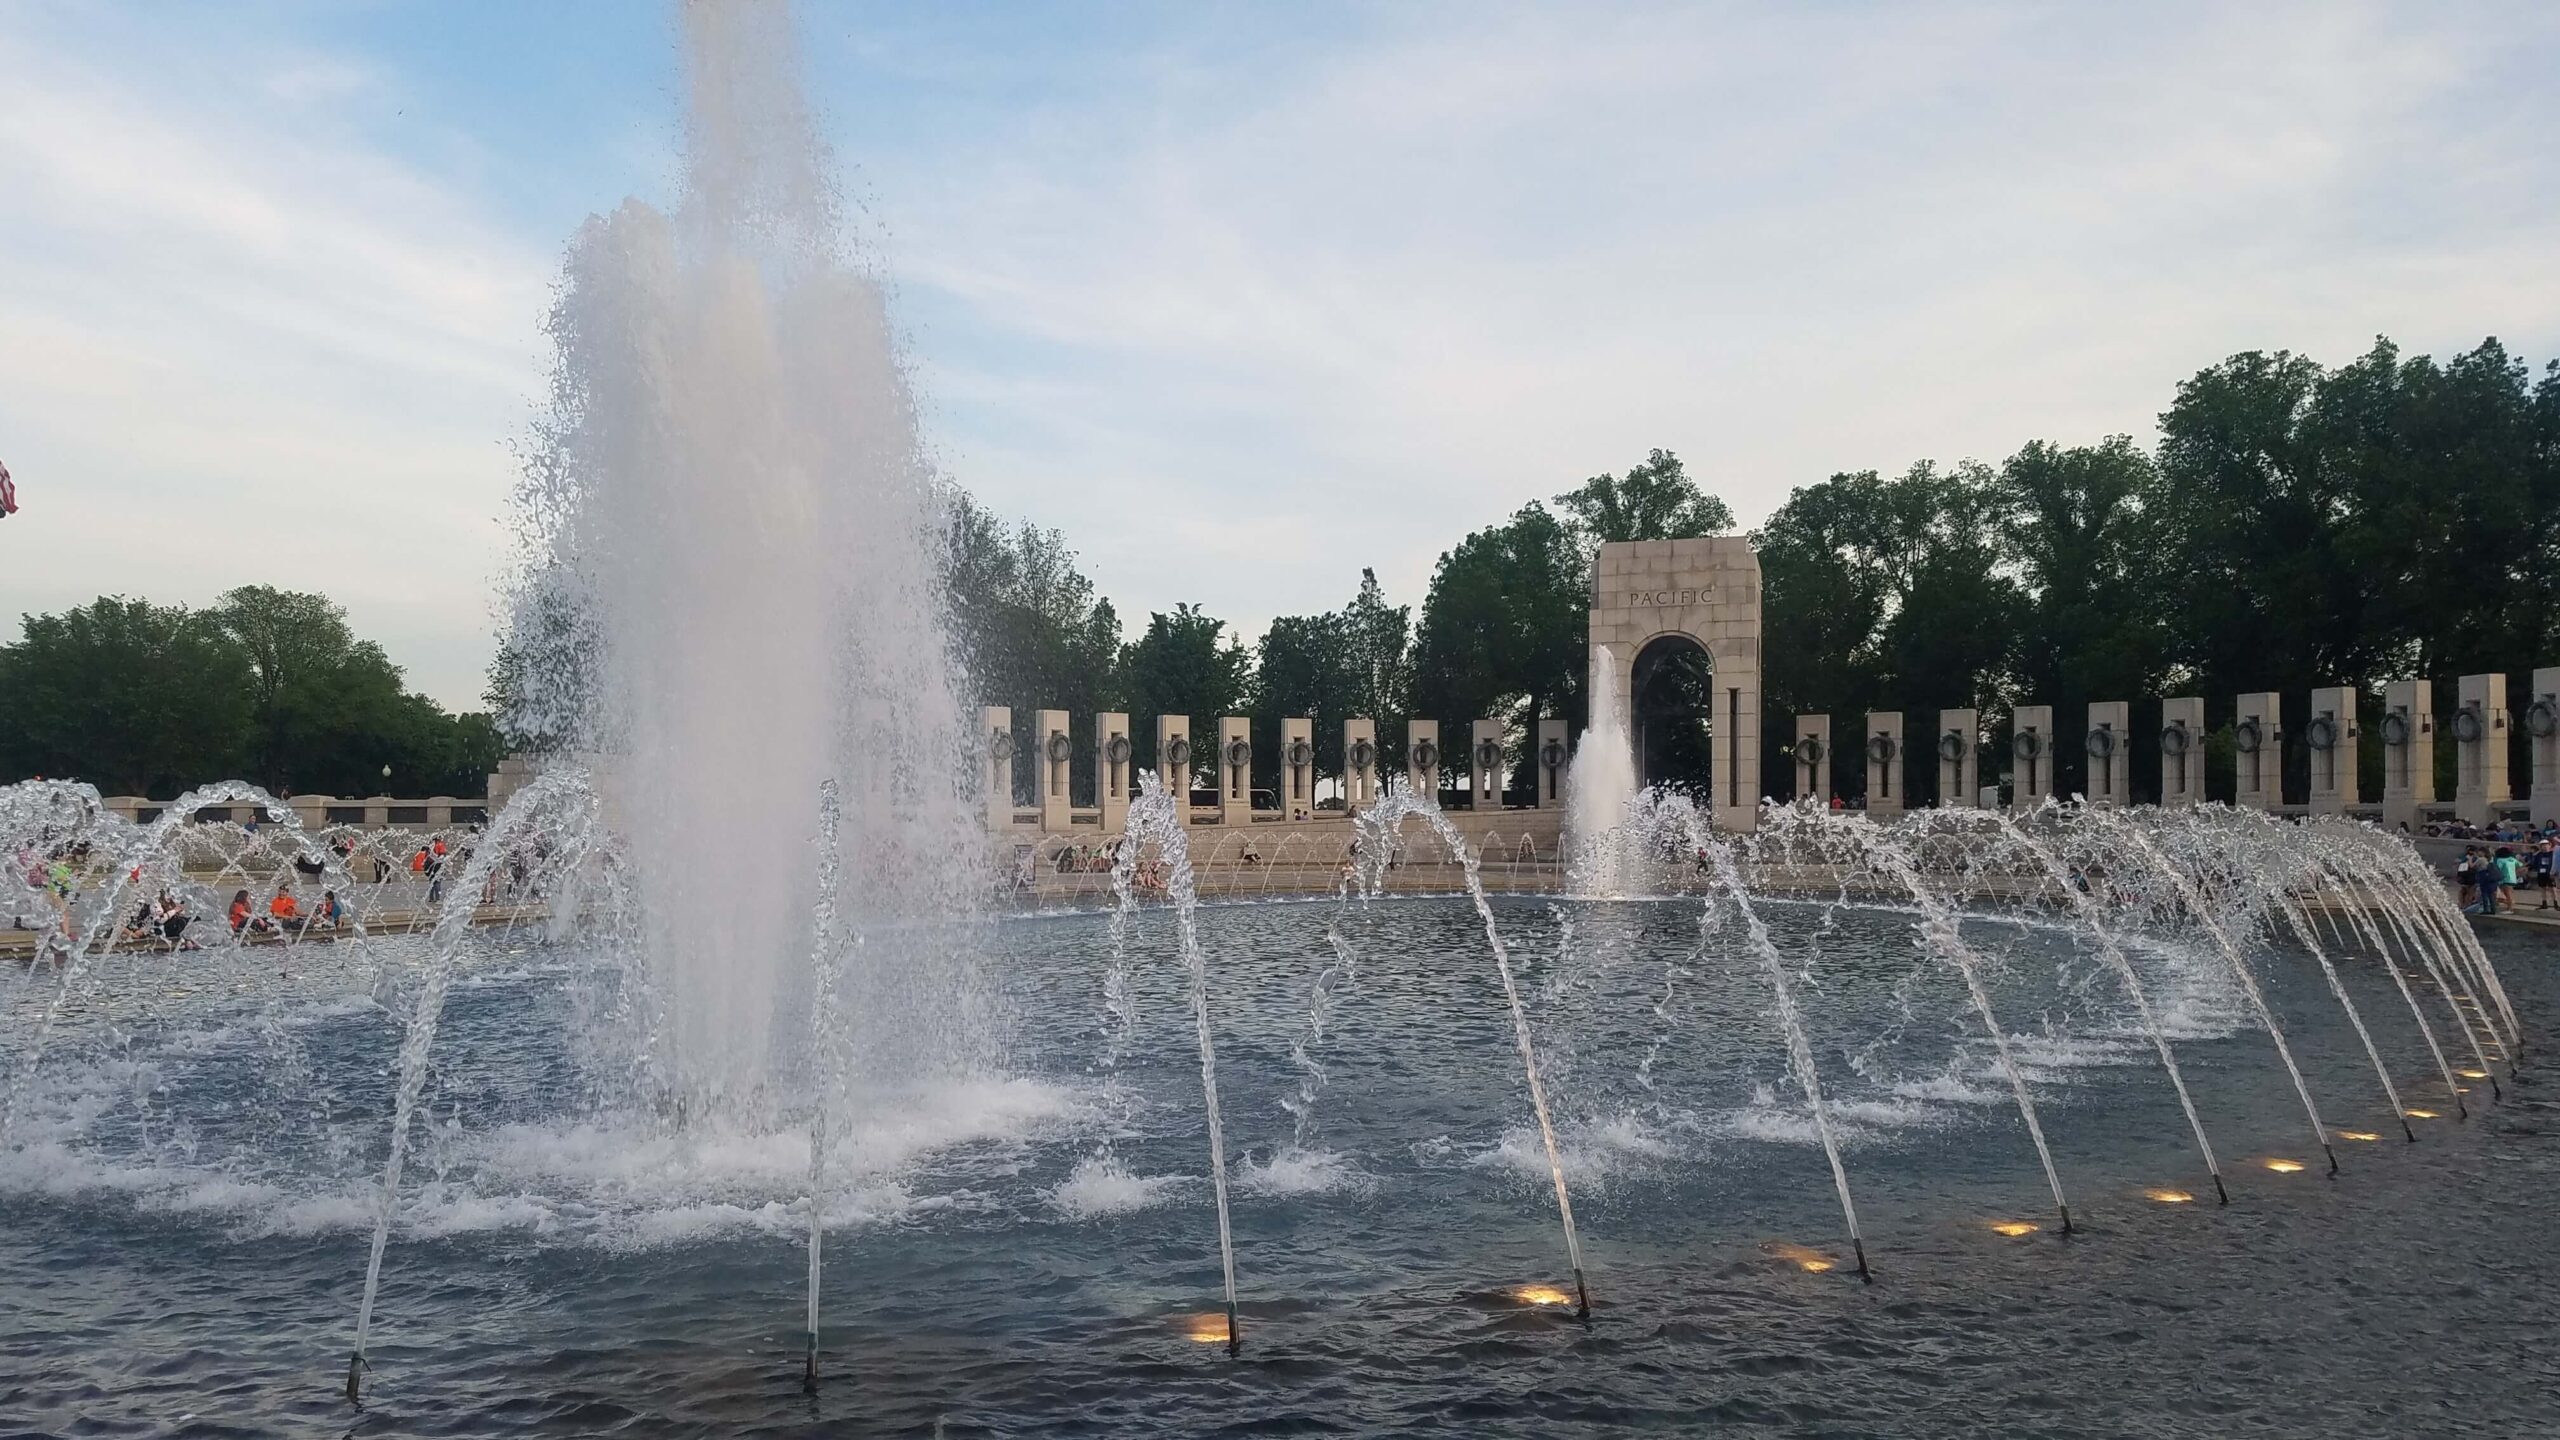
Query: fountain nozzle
1852 1237 1872 1283
2324 1145 2340 1177
345 1350 365 1407
1225 1301 1242 1357
803 1331 818 1393
2211 1173 2230 1206
1573 1268 1592 1326
2057 1203 2074 1237
2402 1119 2417 1143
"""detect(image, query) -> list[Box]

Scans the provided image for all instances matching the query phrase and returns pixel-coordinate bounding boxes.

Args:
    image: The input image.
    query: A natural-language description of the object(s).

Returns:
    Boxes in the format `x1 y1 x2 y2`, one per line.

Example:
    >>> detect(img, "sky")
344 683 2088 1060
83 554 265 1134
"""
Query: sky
2 1 2556 712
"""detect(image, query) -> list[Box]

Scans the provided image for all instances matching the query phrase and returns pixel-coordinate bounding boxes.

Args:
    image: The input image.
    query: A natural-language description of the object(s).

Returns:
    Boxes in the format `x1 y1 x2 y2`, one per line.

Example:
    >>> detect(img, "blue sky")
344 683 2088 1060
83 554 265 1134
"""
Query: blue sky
3 1 2557 710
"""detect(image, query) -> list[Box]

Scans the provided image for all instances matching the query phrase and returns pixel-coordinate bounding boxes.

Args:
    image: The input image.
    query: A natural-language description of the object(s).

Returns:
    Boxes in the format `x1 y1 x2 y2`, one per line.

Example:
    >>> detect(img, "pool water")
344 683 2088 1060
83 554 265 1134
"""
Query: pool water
2 896 2551 1437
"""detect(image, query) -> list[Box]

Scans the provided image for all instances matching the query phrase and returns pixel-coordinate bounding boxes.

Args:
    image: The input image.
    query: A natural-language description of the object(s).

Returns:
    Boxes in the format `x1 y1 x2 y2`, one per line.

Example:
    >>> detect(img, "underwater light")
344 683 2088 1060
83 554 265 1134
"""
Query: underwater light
2405 1108 2441 1119
1767 1242 1836 1273
1179 1312 1233 1345
1511 1284 1575 1308
2458 1069 2489 1080
2335 1131 2381 1142
2264 1159 2306 1173
2145 1189 2194 1204
1989 1221 2039 1237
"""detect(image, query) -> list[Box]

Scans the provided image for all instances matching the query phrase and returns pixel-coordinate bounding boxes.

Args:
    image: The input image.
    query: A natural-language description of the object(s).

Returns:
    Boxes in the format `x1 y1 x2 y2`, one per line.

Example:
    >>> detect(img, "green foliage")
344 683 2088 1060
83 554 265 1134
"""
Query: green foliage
2 590 499 798
0 598 253 795
1413 502 1590 772
1246 568 1416 783
1755 463 2024 801
1119 604 1250 787
945 494 1124 723
1553 448 1736 547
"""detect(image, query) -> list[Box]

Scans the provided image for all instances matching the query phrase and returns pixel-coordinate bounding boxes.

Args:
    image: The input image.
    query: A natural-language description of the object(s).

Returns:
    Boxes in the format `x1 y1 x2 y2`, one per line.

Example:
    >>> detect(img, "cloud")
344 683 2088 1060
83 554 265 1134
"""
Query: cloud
2 0 2555 713
847 1 2560 644
0 7 551 709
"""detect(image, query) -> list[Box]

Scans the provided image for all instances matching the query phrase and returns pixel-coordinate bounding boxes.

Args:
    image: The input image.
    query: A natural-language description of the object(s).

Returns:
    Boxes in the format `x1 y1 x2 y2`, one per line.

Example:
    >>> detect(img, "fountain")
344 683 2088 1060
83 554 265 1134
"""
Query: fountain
3 3 2548 1428
1565 646 1639 897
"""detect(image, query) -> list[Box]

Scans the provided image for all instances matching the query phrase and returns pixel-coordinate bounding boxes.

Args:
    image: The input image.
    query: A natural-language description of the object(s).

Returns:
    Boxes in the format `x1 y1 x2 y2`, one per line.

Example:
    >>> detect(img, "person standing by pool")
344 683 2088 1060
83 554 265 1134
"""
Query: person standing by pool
2495 847 2522 913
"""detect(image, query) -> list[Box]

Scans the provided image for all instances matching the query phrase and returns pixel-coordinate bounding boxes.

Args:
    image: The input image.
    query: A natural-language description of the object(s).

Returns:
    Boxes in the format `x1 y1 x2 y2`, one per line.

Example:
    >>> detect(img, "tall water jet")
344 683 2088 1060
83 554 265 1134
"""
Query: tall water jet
1672 802 1870 1276
502 0 985 1121
802 780 846 1392
1991 806 2227 1204
2082 809 2340 1176
1566 647 1639 897
1119 775 1243 1354
1368 785 1593 1320
350 769 600 1405
1767 805 2076 1234
351 1 990 1399
2309 839 2468 1120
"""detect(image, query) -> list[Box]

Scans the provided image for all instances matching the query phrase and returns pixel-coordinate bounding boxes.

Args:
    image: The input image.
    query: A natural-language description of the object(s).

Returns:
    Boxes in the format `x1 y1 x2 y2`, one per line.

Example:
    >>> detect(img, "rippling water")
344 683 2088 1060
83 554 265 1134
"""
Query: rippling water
3 897 2551 1436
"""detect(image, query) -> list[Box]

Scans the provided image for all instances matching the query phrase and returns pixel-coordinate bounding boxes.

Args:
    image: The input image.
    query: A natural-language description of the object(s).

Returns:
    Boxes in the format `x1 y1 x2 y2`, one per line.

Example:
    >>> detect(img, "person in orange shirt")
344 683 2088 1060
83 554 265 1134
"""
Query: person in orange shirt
269 885 304 935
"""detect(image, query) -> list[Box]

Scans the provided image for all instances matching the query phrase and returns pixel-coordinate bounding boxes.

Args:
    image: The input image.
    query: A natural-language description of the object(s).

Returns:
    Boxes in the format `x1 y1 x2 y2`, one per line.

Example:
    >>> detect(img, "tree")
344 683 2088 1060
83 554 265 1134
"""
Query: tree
209 586 421 796
1553 448 1736 547
1339 568 1413 772
941 494 1125 799
1412 502 1588 789
1754 464 2021 801
1119 604 1250 791
1251 610 1351 786
1996 437 2163 797
0 598 253 794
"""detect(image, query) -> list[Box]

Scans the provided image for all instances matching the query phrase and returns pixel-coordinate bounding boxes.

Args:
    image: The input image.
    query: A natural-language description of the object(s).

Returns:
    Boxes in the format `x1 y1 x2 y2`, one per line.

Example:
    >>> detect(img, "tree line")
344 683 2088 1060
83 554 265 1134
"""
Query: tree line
11 334 2549 810
958 335 2560 806
0 586 502 799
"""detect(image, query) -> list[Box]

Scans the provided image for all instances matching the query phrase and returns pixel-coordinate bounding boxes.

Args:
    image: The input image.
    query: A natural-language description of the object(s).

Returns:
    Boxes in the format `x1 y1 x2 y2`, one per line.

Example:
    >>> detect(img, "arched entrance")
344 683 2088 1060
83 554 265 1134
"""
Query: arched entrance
1631 634 1715 794
1587 538 1763 831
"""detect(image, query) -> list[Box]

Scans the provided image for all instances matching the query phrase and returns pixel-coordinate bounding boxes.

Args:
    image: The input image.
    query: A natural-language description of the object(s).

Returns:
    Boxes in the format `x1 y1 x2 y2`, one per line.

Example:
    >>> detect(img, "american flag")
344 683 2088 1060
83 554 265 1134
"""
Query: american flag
0 459 15 518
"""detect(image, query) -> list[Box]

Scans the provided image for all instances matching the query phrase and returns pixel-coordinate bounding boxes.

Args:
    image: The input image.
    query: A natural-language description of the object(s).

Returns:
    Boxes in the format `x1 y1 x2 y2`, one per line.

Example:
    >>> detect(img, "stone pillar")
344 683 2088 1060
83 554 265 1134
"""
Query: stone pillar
1863 712 1903 819
2379 680 2434 831
1217 716 1254 827
2084 700 2130 807
1793 714 1829 802
1936 709 1978 808
1036 708 1072 832
2233 692 2282 811
1715 664 1760 833
2530 669 2560 828
1157 714 1193 815
1095 712 1133 832
2453 674 2508 824
982 707 1013 830
1343 717 1380 812
1535 718 1569 807
1470 719 1506 809
1408 720 1441 801
2305 686 2358 816
2011 704 2054 811
488 754 537 816
2159 697 2205 809
1279 717 1316 820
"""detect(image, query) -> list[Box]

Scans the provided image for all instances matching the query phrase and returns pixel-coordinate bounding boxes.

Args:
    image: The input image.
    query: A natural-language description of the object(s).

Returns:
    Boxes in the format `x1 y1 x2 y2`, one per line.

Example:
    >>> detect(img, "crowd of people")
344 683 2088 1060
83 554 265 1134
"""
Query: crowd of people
11 822 509 967
2451 838 2558 916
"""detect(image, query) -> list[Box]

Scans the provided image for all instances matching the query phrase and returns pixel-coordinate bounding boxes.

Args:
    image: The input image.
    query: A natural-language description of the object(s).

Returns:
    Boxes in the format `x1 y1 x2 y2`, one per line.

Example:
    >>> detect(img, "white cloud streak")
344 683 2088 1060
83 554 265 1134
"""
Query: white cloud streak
0 7 551 709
